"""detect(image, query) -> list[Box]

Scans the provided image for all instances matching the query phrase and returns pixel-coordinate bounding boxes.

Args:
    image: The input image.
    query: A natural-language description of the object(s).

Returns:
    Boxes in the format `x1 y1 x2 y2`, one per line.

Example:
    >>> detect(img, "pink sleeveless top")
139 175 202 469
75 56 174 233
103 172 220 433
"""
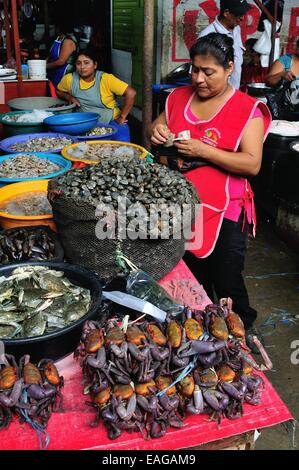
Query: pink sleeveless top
186 106 263 224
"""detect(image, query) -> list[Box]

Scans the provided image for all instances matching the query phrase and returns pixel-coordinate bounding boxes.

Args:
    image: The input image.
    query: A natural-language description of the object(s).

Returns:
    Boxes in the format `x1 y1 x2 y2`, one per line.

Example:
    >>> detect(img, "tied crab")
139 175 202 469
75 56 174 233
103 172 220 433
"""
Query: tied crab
18 355 64 428
0 354 23 429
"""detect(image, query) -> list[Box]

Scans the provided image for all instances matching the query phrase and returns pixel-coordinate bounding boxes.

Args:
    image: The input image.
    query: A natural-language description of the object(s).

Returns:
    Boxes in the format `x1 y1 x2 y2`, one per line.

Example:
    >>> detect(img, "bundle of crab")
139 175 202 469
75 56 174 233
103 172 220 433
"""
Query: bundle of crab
74 298 272 440
0 353 63 449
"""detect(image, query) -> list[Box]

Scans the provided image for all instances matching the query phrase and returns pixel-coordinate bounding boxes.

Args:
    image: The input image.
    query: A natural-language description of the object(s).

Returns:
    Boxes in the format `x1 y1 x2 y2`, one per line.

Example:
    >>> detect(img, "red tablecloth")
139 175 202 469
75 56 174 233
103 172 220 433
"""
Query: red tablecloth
0 260 293 450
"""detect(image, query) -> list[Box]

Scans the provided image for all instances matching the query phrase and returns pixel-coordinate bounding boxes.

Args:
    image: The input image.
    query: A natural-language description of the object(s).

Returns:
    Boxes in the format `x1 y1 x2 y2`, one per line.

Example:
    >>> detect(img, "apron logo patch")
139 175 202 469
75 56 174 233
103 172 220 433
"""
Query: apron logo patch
202 128 221 146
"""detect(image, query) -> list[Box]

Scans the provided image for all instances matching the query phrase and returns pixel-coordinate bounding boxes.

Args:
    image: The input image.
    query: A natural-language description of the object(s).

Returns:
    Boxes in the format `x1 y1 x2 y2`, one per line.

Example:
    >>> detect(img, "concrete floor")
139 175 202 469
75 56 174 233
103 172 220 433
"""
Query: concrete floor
245 211 299 450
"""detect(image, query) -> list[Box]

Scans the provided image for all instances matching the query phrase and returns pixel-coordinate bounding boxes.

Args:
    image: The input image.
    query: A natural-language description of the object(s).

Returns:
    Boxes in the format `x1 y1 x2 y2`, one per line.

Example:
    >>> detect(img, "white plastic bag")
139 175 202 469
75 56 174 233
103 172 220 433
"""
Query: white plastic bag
253 20 280 68
102 291 167 322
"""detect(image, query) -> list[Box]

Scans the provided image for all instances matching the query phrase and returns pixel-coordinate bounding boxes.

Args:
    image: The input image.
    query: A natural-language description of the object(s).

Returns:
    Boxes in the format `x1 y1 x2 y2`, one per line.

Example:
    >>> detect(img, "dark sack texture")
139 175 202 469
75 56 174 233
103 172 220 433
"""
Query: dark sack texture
48 190 187 280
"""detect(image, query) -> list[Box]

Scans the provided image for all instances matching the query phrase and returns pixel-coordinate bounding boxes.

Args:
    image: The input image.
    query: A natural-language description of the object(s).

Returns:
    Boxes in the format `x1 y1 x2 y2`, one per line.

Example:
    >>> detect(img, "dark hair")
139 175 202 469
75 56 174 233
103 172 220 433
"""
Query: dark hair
75 49 98 65
296 38 299 48
190 33 234 69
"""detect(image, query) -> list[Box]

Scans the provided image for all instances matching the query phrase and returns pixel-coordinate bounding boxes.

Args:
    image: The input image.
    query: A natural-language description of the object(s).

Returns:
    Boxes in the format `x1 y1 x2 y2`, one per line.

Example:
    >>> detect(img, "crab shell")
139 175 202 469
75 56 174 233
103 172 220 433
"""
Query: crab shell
23 362 42 385
167 321 182 348
178 375 195 397
126 326 146 346
94 387 111 406
135 381 156 396
184 318 204 341
42 361 61 386
85 329 104 353
113 384 134 400
209 315 229 341
147 324 167 346
155 376 176 395
226 312 245 338
217 365 236 382
0 366 17 390
105 326 125 346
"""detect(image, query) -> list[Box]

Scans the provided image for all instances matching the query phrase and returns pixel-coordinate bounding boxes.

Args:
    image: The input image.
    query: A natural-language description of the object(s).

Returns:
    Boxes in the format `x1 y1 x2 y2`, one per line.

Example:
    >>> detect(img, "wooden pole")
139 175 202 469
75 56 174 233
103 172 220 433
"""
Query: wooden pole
252 0 274 23
11 0 23 96
3 0 12 60
44 0 50 49
142 0 155 150
269 0 278 68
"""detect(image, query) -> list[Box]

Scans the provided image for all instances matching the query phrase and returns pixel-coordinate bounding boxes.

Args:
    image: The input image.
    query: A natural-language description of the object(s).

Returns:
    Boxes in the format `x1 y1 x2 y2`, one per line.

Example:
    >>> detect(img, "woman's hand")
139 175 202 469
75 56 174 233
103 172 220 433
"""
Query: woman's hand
115 114 128 125
150 124 170 145
174 138 206 158
69 97 81 107
283 70 295 82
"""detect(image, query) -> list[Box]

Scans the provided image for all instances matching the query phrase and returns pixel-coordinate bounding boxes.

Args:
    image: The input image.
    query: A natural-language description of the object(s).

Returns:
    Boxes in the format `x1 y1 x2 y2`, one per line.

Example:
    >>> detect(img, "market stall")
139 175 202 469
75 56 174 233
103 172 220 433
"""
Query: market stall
0 259 293 450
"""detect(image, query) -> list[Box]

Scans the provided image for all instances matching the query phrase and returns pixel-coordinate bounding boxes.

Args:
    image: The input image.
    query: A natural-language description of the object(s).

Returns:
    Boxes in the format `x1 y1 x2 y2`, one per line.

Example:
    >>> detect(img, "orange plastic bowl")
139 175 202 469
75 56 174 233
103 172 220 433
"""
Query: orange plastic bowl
0 180 56 230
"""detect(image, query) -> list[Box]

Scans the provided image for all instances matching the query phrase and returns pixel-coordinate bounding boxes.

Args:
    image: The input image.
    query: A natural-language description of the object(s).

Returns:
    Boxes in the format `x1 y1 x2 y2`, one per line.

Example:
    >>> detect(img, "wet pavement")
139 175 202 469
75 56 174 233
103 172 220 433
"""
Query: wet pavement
245 211 299 450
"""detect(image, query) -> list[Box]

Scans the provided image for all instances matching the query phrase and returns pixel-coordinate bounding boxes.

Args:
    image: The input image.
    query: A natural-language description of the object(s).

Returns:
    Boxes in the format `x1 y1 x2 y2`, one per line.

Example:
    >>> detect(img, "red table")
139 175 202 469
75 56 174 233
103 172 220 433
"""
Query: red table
0 260 293 450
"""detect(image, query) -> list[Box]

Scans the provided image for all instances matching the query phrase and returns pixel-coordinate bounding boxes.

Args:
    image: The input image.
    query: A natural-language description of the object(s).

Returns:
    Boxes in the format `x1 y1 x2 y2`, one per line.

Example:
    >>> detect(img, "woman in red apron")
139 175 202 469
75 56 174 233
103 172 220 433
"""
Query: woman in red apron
149 33 271 353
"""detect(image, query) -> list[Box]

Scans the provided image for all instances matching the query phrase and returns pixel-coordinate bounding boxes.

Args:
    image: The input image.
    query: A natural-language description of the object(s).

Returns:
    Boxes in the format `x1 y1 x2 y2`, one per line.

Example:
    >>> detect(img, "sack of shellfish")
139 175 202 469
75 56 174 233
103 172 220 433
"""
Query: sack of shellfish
48 155 200 280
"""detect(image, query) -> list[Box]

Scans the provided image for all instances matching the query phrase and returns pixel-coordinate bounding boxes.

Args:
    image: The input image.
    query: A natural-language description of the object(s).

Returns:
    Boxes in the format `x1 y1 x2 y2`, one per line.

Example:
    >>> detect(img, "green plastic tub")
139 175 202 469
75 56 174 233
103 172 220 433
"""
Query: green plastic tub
0 111 46 137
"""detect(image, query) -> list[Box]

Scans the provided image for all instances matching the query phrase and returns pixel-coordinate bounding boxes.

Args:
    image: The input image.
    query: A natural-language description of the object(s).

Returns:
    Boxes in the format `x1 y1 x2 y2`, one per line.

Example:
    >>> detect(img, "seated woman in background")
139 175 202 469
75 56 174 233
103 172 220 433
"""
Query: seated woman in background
56 49 136 124
266 38 299 87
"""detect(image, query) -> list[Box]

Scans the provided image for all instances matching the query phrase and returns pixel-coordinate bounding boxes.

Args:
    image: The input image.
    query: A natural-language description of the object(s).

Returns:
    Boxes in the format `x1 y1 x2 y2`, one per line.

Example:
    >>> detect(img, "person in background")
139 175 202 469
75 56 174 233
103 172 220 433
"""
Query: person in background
266 37 299 87
198 0 252 89
240 38 268 91
148 33 272 353
46 20 79 93
19 23 40 62
88 29 110 72
56 49 136 125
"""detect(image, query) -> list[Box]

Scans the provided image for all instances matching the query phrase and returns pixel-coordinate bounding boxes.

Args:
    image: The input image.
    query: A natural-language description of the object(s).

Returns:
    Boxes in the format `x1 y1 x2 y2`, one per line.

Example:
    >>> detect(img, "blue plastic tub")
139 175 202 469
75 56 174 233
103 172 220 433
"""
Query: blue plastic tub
44 112 99 135
76 121 118 140
0 152 72 187
0 133 78 155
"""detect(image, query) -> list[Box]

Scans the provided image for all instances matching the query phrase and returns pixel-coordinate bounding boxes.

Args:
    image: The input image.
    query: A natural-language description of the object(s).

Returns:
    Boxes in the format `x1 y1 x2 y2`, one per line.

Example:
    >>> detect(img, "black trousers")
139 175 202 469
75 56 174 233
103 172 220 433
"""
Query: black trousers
183 215 257 329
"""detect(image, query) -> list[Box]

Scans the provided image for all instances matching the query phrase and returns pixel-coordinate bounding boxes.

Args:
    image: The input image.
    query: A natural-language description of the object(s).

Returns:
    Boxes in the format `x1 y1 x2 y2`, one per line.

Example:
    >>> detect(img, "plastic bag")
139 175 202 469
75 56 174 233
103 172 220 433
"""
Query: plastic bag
102 290 167 322
266 81 299 120
254 20 280 67
126 270 184 314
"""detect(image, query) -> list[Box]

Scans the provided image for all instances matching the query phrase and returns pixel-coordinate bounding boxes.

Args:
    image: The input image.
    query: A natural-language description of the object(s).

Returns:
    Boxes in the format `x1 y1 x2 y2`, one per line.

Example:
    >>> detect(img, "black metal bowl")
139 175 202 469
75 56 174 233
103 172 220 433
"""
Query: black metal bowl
0 261 102 362
247 83 273 97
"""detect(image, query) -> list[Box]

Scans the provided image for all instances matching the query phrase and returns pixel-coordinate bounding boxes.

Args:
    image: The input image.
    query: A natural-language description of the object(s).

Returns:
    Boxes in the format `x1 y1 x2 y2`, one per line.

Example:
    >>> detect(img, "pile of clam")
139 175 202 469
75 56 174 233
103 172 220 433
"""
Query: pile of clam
75 298 268 440
9 137 72 153
66 143 142 162
0 154 61 179
82 127 114 137
50 155 199 236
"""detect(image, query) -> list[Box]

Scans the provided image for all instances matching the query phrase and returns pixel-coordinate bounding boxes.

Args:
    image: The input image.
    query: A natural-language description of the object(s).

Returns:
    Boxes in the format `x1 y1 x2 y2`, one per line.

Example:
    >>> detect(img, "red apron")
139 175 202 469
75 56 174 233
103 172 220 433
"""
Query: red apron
165 86 271 258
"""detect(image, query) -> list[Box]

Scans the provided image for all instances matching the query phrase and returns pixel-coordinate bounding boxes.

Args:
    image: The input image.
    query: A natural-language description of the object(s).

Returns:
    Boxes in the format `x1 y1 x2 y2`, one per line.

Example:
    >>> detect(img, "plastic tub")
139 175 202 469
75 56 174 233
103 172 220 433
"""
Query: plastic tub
44 112 99 135
0 111 46 136
28 59 46 79
0 261 102 362
0 132 78 154
8 97 76 114
0 153 72 186
76 121 118 140
0 180 55 230
61 140 148 164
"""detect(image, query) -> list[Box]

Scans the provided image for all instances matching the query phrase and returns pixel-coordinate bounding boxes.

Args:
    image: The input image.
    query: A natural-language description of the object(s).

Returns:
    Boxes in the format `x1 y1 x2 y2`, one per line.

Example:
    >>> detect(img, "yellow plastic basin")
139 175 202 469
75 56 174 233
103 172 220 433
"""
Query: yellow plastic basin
61 140 148 164
0 180 55 230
